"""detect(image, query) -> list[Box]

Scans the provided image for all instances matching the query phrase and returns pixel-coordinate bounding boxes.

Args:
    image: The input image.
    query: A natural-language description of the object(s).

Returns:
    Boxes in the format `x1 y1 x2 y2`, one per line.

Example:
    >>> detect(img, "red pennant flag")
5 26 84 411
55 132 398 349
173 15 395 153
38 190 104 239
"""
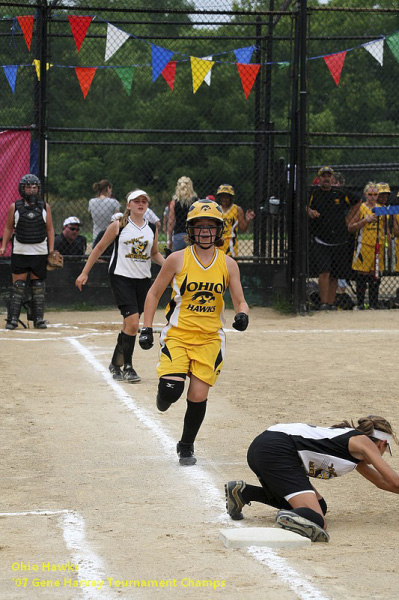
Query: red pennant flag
68 16 93 52
324 51 347 86
161 61 177 90
75 67 96 99
236 63 260 99
17 16 34 51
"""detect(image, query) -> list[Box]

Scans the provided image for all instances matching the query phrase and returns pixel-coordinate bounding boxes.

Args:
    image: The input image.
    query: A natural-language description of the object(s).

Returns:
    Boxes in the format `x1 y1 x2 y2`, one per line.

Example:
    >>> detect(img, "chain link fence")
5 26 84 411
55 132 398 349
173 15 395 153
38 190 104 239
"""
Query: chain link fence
1 1 399 311
305 5 399 312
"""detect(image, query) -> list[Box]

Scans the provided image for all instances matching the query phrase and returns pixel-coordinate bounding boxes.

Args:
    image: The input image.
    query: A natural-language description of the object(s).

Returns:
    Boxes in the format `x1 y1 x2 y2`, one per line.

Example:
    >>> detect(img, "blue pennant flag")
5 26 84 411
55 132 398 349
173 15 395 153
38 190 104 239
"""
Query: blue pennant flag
234 46 255 64
3 65 18 93
151 44 174 82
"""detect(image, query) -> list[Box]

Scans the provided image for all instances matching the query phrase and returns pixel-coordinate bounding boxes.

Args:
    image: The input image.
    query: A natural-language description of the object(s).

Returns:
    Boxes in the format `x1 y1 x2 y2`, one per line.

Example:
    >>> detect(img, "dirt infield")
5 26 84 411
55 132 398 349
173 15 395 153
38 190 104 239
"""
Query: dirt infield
1 307 398 600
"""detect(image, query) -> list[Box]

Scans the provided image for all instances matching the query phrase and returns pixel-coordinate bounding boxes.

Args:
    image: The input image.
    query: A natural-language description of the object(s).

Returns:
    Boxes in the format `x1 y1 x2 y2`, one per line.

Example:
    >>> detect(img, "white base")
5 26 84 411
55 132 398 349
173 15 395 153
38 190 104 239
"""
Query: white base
219 527 312 549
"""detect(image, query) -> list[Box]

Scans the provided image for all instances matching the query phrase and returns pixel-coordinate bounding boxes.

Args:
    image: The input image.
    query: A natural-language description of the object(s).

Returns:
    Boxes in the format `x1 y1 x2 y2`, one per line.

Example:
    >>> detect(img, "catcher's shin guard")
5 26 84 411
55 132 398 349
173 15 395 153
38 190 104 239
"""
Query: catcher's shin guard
111 332 124 367
6 280 26 329
30 280 47 329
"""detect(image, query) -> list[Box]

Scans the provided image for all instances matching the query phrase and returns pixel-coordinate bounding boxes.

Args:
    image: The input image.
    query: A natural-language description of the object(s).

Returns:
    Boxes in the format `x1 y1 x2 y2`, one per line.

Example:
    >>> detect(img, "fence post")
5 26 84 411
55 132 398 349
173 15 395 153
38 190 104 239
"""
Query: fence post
34 0 49 188
291 0 308 313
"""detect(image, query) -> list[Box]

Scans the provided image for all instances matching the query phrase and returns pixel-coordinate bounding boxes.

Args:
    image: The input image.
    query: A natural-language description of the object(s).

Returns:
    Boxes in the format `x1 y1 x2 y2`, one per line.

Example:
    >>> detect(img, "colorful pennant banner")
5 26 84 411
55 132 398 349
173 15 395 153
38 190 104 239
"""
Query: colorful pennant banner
17 16 34 51
68 16 93 52
8 14 399 98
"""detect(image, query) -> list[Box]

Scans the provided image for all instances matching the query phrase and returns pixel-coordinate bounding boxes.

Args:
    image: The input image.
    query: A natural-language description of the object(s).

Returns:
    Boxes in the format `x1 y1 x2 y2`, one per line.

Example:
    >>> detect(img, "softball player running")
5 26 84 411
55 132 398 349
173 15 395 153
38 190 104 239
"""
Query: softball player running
139 199 249 466
76 189 165 382
225 415 399 542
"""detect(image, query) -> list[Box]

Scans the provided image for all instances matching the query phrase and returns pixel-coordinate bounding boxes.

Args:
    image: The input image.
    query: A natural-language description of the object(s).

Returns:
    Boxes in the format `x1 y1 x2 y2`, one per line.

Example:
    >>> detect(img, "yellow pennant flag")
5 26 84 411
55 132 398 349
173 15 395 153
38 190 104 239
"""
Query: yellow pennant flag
32 59 53 81
190 57 214 93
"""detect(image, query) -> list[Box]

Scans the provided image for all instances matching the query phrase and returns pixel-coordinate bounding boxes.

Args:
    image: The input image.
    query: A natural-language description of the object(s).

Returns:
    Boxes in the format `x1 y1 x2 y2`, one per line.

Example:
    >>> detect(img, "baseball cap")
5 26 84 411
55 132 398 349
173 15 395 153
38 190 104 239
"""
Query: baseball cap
127 189 150 202
377 182 391 194
63 216 81 227
216 184 235 196
110 212 124 223
318 166 334 176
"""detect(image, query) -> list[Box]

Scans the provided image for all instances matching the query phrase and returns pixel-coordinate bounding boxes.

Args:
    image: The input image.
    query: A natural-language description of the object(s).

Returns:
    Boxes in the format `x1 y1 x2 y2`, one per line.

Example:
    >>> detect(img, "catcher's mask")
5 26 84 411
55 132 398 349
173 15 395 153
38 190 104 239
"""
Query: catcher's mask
186 200 224 249
19 174 41 202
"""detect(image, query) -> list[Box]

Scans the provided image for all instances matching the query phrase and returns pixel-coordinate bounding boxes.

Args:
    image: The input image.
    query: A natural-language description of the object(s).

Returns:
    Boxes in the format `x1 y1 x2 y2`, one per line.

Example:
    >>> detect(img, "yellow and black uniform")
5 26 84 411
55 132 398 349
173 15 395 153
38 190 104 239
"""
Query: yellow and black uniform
220 204 239 257
352 203 385 273
157 245 230 386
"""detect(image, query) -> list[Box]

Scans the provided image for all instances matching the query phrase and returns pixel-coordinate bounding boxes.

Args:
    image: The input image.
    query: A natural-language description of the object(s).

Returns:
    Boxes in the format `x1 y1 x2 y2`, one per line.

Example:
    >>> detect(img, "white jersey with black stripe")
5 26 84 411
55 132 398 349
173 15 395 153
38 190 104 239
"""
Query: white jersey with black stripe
109 218 155 279
267 423 362 479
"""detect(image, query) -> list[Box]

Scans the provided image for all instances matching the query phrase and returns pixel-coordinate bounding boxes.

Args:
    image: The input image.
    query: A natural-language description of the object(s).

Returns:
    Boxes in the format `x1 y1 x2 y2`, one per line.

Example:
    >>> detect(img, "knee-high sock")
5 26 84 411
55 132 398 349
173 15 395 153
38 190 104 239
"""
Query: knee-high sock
111 332 124 367
122 332 136 367
356 273 368 306
180 399 207 445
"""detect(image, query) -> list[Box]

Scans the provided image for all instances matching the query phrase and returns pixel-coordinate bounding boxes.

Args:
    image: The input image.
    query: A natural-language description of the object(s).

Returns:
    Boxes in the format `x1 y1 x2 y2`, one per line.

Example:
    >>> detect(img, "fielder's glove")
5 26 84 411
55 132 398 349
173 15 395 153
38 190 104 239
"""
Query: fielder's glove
47 250 64 271
139 327 154 350
232 312 249 331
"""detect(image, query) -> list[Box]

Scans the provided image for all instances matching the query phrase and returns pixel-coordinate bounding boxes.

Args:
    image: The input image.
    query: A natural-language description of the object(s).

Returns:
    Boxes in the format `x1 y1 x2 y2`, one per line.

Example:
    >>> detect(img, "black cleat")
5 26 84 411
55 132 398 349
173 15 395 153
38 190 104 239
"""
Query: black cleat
156 392 171 412
275 510 329 542
109 363 123 381
5 319 18 330
225 481 246 520
122 366 141 383
176 442 197 466
34 319 47 329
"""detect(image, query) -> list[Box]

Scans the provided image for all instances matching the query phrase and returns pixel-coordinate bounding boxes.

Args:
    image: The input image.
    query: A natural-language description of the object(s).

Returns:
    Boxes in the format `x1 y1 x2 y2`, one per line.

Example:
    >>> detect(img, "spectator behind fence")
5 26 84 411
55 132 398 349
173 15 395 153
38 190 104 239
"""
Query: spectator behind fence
348 182 384 310
377 182 391 206
92 212 124 263
55 217 87 256
167 176 198 252
0 174 54 330
215 184 255 259
144 206 161 230
88 179 121 240
308 166 360 311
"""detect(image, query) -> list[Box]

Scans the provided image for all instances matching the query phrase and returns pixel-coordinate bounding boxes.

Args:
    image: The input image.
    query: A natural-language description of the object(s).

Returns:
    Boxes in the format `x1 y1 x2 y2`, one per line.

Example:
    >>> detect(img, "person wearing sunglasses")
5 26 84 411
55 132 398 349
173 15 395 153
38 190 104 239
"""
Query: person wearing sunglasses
348 182 384 309
54 217 87 257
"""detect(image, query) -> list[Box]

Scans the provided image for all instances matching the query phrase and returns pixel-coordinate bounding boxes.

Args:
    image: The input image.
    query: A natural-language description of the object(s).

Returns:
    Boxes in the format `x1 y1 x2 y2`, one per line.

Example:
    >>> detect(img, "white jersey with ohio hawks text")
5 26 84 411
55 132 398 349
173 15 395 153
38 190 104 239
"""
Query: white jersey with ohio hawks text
165 245 230 336
109 218 155 279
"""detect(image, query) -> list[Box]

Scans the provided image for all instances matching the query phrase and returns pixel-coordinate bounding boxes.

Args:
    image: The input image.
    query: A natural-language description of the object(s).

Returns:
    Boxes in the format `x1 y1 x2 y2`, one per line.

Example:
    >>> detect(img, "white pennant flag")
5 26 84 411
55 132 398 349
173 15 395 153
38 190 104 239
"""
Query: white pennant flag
202 55 213 86
105 23 130 62
363 39 384 66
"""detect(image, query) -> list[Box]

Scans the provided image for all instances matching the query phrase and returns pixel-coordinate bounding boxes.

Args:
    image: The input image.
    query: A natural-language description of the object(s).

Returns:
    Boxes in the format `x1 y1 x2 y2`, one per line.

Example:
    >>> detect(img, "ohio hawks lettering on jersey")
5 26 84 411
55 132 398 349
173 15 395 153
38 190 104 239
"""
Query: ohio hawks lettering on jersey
165 245 230 335
267 423 362 478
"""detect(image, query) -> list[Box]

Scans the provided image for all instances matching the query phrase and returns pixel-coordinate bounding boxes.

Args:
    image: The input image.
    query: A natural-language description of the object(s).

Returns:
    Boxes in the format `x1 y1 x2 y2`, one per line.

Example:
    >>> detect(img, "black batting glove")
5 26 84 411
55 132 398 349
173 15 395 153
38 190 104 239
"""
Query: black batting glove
139 327 154 350
232 312 249 331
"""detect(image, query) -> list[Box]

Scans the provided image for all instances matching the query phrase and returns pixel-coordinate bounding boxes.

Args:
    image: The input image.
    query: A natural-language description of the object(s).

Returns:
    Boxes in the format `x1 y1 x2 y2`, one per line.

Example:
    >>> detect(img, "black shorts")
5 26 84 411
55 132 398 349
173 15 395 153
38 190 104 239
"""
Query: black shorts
247 431 313 501
310 240 350 279
11 254 47 280
109 274 151 317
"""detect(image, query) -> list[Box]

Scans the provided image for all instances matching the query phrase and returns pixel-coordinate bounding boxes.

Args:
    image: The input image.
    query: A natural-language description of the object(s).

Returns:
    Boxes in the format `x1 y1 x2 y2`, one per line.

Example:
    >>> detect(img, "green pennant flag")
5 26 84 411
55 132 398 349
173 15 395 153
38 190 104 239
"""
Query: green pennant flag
277 61 289 69
115 67 134 95
386 32 399 63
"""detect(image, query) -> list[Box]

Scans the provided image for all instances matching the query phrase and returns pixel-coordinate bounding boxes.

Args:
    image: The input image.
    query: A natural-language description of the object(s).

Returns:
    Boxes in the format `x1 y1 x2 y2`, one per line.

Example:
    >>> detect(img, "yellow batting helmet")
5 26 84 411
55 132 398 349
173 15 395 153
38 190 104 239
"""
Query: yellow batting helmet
216 184 235 196
377 182 391 194
186 199 224 223
186 200 224 247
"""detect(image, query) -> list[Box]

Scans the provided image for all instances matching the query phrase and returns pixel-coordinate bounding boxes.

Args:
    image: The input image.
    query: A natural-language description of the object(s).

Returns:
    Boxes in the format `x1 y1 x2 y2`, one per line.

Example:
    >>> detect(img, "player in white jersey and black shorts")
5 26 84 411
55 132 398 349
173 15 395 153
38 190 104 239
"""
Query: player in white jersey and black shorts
76 189 165 382
225 415 399 542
